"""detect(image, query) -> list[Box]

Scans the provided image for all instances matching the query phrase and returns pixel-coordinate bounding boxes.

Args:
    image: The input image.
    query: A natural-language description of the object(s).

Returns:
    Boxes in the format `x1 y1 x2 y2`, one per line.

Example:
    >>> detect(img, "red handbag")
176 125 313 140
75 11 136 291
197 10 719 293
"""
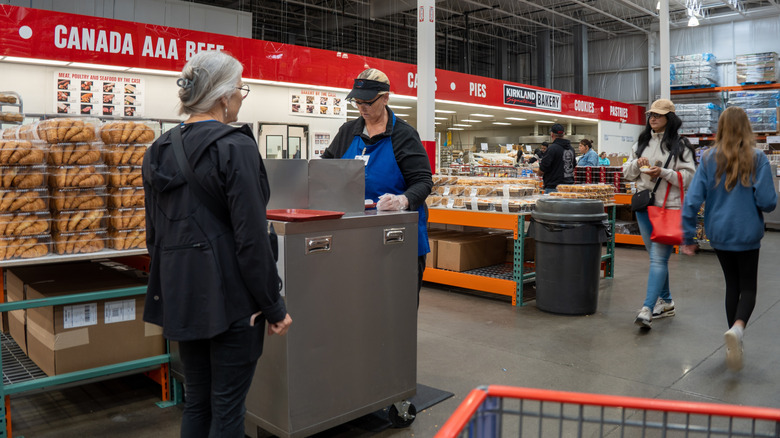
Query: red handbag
647 171 684 245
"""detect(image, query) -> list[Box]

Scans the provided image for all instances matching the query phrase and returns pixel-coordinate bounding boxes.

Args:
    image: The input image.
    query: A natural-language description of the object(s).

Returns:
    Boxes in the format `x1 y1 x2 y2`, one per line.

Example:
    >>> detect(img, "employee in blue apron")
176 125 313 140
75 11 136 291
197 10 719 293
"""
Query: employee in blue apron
322 68 433 306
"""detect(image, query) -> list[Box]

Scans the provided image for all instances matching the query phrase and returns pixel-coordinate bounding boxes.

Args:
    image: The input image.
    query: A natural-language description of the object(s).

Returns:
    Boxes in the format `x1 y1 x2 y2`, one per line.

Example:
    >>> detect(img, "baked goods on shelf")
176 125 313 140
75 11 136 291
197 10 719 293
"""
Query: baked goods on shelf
100 121 156 144
109 228 146 250
49 142 103 165
0 188 49 213
0 165 46 189
109 207 145 230
0 212 51 237
52 230 106 255
103 144 148 165
0 235 50 260
49 164 107 188
37 118 98 143
51 187 107 210
0 140 46 165
0 93 18 104
52 209 107 233
108 165 143 187
1 112 24 122
108 186 144 208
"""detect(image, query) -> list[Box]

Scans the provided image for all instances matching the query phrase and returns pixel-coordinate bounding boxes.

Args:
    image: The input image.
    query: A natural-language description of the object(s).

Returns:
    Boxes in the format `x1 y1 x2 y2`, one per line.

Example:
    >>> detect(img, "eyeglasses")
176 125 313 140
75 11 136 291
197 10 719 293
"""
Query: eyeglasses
236 85 250 99
350 95 383 109
648 112 665 119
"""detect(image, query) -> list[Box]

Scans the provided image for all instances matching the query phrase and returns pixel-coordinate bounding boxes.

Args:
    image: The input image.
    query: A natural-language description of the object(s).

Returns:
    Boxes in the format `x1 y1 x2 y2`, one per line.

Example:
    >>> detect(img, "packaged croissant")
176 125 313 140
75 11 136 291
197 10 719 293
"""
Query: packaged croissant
1 112 24 122
0 212 51 237
0 234 51 260
51 187 107 211
48 142 103 165
0 188 49 213
0 139 47 165
52 230 106 255
107 186 145 208
109 227 146 250
103 143 148 166
52 209 108 233
108 165 143 187
49 164 107 188
100 120 157 144
36 118 98 144
0 165 47 189
17 124 38 141
2 125 19 140
109 207 146 230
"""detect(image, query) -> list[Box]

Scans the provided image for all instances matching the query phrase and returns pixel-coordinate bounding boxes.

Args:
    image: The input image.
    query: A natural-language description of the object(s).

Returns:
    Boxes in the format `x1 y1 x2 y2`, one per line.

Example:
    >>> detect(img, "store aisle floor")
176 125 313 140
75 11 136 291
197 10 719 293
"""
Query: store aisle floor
9 231 780 437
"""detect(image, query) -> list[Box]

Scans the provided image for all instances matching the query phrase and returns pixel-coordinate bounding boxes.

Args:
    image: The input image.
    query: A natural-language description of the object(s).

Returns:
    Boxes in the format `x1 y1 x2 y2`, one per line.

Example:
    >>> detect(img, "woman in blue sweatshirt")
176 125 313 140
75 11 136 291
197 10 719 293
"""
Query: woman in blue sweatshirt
681 106 777 372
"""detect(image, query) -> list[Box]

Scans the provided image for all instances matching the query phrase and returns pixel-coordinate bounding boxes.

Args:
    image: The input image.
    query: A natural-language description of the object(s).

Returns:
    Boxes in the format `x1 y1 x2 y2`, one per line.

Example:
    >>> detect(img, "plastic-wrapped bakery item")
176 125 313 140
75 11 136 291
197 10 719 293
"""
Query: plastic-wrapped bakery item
49 164 107 188
0 165 47 189
107 186 145 208
103 143 148 166
0 93 18 104
0 234 51 260
494 199 524 213
107 165 143 187
0 212 51 237
108 227 146 250
0 139 46 165
51 187 107 210
48 142 104 165
2 126 19 140
109 207 146 230
51 230 107 255
465 197 495 211
0 112 24 122
0 188 49 213
99 120 158 144
425 195 444 207
36 118 99 144
51 209 108 233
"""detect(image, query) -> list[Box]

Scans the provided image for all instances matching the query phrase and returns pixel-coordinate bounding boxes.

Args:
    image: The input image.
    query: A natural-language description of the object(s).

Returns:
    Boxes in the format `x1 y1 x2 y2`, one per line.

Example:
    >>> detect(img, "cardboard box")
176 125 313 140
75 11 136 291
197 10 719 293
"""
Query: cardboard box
426 230 464 268
436 233 508 272
19 262 163 376
505 236 536 263
6 271 27 353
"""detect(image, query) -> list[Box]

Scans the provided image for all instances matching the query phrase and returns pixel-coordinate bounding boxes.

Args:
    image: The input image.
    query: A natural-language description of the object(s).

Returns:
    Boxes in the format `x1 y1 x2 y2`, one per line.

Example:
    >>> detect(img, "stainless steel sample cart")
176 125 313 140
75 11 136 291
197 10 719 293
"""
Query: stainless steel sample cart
244 210 419 438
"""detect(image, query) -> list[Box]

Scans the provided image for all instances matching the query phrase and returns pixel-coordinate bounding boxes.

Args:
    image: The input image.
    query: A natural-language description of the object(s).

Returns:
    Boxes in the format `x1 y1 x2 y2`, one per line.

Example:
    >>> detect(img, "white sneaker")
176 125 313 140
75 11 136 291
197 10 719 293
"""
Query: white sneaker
634 306 652 328
652 298 675 318
724 327 744 371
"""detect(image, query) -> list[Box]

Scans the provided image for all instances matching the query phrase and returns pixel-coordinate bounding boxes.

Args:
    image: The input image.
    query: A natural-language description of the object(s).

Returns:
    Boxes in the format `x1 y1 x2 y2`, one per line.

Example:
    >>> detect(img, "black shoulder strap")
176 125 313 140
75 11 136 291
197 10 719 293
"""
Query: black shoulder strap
170 125 231 225
651 152 675 194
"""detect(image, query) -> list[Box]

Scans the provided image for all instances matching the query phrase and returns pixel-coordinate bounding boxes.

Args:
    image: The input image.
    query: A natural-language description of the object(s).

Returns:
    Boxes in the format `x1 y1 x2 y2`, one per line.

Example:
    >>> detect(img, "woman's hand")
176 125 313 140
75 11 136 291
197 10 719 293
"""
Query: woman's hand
645 166 662 178
636 157 650 167
680 244 697 256
268 313 292 336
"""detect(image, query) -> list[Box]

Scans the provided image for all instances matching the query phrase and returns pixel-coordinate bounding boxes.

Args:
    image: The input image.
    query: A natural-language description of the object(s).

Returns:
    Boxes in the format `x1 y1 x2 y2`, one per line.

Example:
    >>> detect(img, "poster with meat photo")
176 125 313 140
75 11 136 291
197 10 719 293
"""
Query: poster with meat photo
53 71 145 116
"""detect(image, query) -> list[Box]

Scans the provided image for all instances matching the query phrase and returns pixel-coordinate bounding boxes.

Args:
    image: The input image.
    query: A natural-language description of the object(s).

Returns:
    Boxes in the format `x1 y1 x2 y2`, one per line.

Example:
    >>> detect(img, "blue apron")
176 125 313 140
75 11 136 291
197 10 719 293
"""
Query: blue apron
341 114 430 256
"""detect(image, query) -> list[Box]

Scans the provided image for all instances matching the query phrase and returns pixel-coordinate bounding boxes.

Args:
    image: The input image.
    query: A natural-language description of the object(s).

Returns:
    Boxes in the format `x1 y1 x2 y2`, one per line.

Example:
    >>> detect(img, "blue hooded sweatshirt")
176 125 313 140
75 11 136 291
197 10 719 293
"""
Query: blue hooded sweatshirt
682 148 777 251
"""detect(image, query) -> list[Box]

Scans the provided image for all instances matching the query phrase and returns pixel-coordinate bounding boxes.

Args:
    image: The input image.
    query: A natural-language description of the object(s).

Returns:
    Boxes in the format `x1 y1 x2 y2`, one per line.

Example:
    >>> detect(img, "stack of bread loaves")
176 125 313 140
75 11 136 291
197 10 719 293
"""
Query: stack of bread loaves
101 121 156 251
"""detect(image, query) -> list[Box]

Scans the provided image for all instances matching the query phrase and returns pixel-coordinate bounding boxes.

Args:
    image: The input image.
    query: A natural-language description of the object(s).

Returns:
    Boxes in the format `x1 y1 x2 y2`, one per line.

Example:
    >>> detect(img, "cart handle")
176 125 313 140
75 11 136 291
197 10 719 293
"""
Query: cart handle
435 385 780 438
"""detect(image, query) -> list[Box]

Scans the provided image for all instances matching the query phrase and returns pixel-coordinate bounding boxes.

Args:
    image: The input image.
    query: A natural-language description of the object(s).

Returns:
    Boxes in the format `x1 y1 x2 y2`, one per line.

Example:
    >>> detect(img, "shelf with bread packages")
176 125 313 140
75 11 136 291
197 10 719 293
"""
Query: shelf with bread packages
0 117 175 438
0 92 24 126
422 175 616 306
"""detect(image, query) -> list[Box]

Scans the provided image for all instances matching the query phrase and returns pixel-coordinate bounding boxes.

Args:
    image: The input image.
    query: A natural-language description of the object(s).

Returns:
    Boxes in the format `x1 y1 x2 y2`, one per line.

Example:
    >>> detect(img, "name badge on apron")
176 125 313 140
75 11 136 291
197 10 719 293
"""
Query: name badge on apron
356 154 370 166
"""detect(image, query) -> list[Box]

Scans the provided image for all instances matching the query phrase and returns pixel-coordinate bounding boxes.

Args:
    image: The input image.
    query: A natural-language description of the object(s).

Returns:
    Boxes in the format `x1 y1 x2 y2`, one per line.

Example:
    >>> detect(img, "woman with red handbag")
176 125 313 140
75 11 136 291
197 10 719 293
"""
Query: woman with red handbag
681 107 777 371
622 99 696 329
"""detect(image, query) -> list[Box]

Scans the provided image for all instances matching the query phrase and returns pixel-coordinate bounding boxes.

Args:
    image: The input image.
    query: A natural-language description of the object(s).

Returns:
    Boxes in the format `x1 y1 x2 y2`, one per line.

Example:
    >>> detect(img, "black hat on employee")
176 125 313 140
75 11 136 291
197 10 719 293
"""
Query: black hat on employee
550 123 565 137
346 78 391 101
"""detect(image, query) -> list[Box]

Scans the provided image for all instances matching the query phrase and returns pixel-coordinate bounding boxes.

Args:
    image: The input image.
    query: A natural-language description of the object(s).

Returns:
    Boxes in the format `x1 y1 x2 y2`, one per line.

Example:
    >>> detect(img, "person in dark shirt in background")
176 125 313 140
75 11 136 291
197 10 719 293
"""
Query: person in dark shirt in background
536 124 576 192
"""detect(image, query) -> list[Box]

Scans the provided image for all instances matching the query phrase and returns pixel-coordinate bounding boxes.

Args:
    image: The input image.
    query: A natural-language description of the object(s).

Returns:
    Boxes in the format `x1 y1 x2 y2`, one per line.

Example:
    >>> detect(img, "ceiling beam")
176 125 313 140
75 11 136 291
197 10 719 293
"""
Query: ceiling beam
566 0 651 34
459 0 573 36
719 0 746 15
611 0 659 19
506 0 618 37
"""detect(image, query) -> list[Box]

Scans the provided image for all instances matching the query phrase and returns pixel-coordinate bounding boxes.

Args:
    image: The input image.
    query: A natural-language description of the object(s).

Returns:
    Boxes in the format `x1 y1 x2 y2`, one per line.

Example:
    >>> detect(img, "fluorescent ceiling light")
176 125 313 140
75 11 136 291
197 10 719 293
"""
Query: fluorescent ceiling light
4 56 69 65
69 62 129 71
389 105 411 109
506 117 526 121
688 15 699 26
656 1 660 10
536 120 555 124
128 67 181 76
461 119 482 123
394 113 410 117
470 113 493 117
448 127 464 131
434 116 448 120
434 122 441 125
492 122 511 125
347 109 360 113
453 124 471 127
435 109 456 113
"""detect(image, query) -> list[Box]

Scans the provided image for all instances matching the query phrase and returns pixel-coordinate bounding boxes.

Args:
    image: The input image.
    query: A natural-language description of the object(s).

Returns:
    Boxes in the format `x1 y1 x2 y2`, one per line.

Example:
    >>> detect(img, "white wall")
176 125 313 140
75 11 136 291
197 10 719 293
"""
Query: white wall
598 121 643 155
0 61 347 156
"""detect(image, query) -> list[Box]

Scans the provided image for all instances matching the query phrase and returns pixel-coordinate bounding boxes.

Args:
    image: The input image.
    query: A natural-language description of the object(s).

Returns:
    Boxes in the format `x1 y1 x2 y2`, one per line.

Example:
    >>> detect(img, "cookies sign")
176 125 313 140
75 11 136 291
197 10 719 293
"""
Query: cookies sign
55 71 144 117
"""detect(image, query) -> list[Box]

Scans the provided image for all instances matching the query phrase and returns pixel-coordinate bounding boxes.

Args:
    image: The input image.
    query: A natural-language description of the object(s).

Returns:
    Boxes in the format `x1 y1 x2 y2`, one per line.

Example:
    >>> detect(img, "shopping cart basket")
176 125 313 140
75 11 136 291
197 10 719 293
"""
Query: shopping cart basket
435 385 780 438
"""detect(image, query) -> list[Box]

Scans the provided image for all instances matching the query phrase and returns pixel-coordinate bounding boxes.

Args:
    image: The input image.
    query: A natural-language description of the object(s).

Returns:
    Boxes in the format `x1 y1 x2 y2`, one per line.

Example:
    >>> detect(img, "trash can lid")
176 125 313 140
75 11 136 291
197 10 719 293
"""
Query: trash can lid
532 197 607 222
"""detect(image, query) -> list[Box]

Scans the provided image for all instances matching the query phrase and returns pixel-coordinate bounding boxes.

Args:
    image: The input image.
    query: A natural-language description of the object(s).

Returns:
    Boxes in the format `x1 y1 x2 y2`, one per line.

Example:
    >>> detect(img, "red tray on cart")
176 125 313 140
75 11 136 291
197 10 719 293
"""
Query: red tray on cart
266 209 345 222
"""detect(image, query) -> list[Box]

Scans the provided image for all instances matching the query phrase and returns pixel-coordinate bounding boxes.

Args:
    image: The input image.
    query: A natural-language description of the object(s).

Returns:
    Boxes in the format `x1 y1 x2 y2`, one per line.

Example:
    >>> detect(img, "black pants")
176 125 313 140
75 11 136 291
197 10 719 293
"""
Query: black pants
714 248 760 328
178 316 264 438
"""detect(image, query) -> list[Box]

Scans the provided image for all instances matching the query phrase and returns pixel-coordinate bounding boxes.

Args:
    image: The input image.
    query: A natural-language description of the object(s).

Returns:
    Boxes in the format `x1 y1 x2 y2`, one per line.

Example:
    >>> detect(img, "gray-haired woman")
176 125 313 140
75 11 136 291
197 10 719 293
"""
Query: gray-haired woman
142 50 292 437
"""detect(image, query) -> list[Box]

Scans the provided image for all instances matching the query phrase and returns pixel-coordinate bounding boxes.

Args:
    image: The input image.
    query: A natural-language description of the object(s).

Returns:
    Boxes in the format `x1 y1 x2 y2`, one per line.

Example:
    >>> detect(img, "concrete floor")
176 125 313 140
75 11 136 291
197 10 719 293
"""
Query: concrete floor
9 231 780 437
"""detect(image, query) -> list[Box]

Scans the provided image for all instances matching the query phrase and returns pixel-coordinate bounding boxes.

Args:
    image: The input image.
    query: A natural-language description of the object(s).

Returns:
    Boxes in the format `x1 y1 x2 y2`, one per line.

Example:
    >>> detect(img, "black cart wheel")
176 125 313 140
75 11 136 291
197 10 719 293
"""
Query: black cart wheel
388 402 417 428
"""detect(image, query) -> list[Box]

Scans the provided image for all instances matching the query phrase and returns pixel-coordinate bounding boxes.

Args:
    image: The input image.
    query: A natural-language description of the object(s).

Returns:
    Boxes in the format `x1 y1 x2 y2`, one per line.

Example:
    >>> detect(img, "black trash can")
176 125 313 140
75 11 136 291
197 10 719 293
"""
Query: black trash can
528 198 610 315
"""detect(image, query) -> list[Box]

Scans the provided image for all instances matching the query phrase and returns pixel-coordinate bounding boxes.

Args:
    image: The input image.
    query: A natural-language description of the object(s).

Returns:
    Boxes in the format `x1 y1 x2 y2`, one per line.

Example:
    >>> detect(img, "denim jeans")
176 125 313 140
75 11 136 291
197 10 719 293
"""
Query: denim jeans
178 316 264 438
635 210 674 309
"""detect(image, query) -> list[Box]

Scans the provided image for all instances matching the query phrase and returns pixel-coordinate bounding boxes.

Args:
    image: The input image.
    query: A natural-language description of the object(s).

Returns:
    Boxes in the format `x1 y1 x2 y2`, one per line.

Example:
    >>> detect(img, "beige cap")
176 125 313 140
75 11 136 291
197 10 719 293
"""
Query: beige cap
648 99 675 115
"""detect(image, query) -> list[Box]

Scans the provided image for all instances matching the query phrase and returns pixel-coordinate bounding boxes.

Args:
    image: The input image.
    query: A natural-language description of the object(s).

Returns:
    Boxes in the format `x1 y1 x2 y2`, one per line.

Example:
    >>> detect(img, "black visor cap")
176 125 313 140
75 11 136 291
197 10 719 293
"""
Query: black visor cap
346 78 390 101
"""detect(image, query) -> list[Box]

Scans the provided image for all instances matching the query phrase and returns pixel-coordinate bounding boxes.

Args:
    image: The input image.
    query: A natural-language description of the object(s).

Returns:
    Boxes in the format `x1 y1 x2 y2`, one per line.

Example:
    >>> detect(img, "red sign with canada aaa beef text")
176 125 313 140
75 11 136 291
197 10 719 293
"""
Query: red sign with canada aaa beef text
0 5 644 125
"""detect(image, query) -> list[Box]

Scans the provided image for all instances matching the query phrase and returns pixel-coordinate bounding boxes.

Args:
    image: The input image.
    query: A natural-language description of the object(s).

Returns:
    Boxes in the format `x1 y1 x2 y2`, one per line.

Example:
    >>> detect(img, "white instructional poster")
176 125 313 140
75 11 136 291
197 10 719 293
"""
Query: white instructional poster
312 132 331 159
290 89 346 118
55 71 144 117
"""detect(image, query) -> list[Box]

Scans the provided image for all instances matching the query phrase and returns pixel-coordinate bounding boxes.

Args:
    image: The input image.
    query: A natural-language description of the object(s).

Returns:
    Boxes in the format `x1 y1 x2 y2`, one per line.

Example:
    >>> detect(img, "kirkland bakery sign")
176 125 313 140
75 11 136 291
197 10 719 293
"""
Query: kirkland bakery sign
503 85 561 112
